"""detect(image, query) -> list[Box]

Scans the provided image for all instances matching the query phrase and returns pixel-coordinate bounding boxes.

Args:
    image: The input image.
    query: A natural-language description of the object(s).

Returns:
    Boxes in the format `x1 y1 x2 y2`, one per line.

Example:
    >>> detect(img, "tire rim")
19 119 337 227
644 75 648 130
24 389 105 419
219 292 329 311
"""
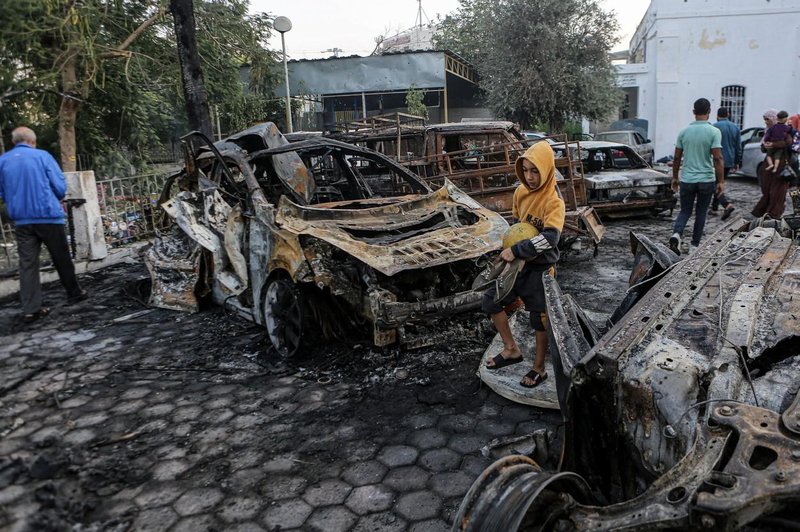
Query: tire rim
264 279 302 357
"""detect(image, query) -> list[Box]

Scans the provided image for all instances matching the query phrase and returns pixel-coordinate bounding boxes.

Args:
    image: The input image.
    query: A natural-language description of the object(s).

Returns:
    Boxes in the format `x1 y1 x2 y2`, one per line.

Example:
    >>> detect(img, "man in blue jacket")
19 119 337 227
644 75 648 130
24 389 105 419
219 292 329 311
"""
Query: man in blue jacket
0 127 87 322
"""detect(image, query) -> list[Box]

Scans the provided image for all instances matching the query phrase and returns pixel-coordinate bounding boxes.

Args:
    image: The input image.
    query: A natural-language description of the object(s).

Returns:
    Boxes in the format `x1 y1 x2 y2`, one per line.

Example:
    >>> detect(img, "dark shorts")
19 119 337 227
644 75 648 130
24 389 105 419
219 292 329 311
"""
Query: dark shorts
481 264 555 329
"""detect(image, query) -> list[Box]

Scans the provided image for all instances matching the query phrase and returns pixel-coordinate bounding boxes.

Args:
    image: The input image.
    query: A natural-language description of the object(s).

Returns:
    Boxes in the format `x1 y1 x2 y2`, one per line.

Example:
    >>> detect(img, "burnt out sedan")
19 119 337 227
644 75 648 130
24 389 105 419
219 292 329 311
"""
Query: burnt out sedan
560 141 677 217
145 123 507 356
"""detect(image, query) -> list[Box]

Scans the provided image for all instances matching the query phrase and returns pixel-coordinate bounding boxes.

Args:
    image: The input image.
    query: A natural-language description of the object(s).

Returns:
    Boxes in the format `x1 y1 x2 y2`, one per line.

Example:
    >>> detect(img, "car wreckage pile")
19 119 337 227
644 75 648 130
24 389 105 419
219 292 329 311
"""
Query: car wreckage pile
145 123 507 356
454 215 800 530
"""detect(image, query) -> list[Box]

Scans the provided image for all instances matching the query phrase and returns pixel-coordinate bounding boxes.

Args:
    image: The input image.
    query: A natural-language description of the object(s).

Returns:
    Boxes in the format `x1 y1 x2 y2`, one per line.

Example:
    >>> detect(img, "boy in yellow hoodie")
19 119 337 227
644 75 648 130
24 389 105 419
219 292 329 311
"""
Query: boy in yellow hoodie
483 141 565 388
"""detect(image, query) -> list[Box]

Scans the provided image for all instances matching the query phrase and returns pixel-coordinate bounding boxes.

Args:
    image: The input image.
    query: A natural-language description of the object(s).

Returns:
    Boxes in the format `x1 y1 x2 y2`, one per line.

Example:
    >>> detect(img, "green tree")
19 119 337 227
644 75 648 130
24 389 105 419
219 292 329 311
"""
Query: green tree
405 86 429 120
0 1 279 173
434 0 622 131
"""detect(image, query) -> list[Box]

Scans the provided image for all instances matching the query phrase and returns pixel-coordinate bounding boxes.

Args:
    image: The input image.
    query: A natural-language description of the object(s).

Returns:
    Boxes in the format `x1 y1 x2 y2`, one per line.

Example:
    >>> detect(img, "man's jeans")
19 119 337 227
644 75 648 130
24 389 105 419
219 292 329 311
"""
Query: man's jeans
673 181 715 247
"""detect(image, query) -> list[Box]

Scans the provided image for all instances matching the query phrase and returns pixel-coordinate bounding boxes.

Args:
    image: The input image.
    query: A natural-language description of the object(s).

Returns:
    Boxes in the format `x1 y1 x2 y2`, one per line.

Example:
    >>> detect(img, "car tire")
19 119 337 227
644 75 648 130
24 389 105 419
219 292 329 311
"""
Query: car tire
263 277 311 358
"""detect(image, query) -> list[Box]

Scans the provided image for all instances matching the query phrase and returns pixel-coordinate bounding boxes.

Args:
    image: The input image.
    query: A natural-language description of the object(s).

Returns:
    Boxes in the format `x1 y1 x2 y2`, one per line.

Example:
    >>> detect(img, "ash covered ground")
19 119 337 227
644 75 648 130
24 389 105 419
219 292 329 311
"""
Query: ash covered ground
0 176 774 531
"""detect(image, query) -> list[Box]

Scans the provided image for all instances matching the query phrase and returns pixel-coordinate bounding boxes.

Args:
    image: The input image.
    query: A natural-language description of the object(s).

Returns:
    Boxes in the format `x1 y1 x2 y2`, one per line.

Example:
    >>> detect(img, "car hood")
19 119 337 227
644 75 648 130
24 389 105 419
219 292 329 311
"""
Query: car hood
583 168 670 189
275 181 508 276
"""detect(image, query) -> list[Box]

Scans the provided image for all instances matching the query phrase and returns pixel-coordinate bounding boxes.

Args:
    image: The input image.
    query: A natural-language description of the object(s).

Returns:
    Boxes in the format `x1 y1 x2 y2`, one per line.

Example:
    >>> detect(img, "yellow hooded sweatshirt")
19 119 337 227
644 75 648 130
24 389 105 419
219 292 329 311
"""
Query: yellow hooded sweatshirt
510 142 565 265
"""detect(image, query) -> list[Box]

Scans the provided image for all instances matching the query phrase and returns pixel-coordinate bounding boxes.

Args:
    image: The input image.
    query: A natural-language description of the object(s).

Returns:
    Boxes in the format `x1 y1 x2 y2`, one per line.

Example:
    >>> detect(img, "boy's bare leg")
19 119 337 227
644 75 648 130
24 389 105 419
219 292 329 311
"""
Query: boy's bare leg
520 330 548 386
486 311 522 366
766 156 774 170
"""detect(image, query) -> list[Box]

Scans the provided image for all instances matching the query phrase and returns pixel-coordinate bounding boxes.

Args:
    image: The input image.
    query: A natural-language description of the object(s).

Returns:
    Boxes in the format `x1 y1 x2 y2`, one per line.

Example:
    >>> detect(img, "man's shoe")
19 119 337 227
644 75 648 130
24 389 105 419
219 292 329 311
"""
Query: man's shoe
689 245 699 255
720 205 735 221
669 233 681 255
708 209 719 216
66 290 88 305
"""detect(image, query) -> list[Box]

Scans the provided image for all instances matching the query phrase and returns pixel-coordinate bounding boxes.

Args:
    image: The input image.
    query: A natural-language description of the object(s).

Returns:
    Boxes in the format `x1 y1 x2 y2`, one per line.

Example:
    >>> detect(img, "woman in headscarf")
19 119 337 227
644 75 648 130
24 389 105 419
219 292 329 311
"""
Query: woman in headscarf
752 108 794 218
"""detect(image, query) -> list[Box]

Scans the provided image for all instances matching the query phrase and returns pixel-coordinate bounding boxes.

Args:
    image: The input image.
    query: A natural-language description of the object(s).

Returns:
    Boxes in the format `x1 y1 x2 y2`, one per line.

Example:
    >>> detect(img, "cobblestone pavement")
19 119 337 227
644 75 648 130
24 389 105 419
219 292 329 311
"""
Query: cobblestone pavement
0 177 772 531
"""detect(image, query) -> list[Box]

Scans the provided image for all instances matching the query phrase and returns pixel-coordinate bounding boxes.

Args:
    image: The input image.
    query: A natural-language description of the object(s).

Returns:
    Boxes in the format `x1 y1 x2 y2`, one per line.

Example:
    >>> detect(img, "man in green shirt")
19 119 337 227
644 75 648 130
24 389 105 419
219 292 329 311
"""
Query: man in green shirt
669 98 725 255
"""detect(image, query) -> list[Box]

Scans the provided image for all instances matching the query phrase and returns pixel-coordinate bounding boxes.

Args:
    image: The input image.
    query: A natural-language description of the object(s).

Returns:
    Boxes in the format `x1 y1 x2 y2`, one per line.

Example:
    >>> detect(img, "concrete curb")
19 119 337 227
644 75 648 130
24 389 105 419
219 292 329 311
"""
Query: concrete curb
0 241 150 299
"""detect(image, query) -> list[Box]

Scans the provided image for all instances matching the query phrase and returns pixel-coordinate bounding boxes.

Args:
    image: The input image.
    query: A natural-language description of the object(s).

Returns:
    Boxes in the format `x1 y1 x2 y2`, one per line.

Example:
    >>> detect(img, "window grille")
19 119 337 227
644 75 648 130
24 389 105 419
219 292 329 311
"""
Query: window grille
720 86 745 129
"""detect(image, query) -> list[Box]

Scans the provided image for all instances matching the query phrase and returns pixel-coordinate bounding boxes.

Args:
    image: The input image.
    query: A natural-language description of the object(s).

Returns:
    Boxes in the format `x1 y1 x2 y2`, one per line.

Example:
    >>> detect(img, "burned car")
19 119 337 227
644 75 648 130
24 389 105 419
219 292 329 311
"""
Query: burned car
455 216 800 530
557 140 676 217
146 123 507 356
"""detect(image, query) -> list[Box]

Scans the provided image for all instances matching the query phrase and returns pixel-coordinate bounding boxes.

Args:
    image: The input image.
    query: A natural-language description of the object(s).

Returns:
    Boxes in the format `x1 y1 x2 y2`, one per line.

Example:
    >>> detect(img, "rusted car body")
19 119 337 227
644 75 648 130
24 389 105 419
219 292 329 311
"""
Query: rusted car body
558 140 677 218
145 123 507 356
455 216 800 530
330 120 606 251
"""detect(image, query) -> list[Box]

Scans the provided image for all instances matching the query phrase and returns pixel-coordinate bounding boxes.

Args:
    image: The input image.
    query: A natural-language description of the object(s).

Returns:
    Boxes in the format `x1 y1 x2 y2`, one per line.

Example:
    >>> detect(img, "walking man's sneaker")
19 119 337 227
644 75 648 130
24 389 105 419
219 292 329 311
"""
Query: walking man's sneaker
669 233 681 255
689 245 699 255
720 205 735 221
708 208 719 216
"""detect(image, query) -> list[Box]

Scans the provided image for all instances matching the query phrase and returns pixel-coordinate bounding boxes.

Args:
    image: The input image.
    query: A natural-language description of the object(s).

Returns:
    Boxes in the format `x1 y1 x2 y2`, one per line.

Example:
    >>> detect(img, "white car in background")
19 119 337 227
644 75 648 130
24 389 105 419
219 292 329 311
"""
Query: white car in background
592 130 655 165
738 126 765 178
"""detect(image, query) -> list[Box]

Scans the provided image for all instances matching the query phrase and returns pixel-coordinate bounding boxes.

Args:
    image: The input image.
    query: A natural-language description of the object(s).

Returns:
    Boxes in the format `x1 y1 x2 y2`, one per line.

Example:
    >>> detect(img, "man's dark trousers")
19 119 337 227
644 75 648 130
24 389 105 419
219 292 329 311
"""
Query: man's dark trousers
16 224 82 315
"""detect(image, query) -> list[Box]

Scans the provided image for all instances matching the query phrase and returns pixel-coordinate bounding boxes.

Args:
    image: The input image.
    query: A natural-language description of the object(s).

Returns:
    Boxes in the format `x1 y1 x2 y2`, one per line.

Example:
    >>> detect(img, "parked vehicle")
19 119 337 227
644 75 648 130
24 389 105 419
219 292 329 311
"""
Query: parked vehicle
738 126 765 178
555 141 676 217
145 123 508 356
330 117 606 250
593 130 655 165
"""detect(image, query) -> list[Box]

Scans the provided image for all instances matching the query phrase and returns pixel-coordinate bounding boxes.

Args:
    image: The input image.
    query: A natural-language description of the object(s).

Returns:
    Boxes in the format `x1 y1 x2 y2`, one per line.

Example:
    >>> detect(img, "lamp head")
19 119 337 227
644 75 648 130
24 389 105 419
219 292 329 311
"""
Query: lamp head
274 16 292 33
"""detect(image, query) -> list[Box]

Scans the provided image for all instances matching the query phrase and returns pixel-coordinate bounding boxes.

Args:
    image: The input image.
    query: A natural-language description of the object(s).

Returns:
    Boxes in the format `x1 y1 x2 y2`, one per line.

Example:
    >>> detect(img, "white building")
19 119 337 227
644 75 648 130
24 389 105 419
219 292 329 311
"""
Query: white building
617 0 800 160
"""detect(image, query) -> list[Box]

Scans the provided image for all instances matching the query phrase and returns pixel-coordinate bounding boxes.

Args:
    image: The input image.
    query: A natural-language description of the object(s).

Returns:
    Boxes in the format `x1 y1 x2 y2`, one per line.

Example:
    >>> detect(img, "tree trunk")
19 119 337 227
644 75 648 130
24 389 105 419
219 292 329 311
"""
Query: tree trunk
170 0 213 139
59 53 80 172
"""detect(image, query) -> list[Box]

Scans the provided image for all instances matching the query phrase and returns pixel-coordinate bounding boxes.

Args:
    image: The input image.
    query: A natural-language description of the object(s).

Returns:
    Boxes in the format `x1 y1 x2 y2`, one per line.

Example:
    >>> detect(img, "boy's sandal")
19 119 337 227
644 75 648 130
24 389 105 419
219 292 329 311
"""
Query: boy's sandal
22 307 50 324
520 370 548 388
485 354 523 370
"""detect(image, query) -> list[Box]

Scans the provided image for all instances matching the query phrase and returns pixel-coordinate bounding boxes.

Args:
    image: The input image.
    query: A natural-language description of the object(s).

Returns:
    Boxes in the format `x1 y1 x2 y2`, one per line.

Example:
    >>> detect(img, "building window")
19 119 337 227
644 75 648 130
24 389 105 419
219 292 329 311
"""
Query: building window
720 86 745 129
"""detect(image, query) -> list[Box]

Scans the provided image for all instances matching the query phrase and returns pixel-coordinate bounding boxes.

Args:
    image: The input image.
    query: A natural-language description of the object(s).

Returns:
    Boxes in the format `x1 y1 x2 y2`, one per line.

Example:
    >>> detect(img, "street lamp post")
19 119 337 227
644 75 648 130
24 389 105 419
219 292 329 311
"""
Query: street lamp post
274 16 293 133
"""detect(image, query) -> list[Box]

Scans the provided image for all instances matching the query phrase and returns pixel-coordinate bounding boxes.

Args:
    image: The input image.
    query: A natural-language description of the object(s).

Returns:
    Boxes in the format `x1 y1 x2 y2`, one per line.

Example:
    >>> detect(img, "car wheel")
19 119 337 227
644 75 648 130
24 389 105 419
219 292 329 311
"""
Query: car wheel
263 277 308 358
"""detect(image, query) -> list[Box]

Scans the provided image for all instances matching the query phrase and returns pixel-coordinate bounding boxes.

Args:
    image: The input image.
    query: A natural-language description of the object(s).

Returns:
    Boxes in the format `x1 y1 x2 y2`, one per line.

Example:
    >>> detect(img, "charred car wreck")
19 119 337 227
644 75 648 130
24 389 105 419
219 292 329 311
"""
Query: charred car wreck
145 123 507 356
455 216 800 530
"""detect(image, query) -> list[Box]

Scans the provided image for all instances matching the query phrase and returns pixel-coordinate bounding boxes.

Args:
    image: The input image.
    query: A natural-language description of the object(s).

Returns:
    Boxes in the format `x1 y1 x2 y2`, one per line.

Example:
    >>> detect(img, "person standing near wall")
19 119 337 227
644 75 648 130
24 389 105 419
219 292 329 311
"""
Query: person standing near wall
710 107 741 220
0 127 88 323
669 98 724 255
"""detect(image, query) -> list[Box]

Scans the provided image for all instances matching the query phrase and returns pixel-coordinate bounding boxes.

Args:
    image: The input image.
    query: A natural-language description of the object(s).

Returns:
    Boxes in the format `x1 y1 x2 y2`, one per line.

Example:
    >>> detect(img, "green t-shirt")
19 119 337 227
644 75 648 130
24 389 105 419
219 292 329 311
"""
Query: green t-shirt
676 121 722 182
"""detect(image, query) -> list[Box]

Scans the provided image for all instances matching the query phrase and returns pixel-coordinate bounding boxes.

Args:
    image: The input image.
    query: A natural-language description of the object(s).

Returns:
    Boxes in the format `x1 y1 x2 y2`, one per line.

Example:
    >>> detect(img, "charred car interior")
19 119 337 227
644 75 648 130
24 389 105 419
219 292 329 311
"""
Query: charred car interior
455 216 800 530
145 123 508 356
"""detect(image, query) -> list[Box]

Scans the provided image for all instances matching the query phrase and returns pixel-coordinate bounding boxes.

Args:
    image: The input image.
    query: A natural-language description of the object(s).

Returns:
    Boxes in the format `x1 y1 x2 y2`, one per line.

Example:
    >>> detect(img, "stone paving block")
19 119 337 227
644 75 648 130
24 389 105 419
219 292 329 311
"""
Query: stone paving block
341 439 380 462
429 471 474 498
229 449 264 470
0 437 24 456
409 518 450 532
173 487 224 516
150 460 190 481
171 513 219 532
226 523 266 532
382 465 430 492
262 454 298 473
134 482 185 509
345 484 395 515
228 467 263 491
447 434 485 454
262 386 296 402
219 496 264 523
438 413 477 433
419 448 461 472
58 395 91 409
396 490 442 521
341 460 388 487
208 408 235 424
353 511 407 532
475 418 516 437
261 499 312 530
302 479 352 506
172 405 203 422
204 396 234 409
132 506 179 532
305 506 358 532
0 485 25 506
260 475 308 501
502 404 535 422
460 456 492 476
405 412 439 430
73 412 108 428
155 445 187 461
63 428 96 446
120 387 151 400
407 428 448 449
377 444 419 467
111 399 146 416
141 403 174 418
476 402 503 418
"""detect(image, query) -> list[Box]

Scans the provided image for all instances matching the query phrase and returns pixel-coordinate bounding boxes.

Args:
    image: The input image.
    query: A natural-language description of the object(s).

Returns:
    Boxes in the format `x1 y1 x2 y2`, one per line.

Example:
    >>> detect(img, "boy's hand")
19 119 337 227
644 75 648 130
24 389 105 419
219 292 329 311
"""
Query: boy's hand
500 248 516 262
